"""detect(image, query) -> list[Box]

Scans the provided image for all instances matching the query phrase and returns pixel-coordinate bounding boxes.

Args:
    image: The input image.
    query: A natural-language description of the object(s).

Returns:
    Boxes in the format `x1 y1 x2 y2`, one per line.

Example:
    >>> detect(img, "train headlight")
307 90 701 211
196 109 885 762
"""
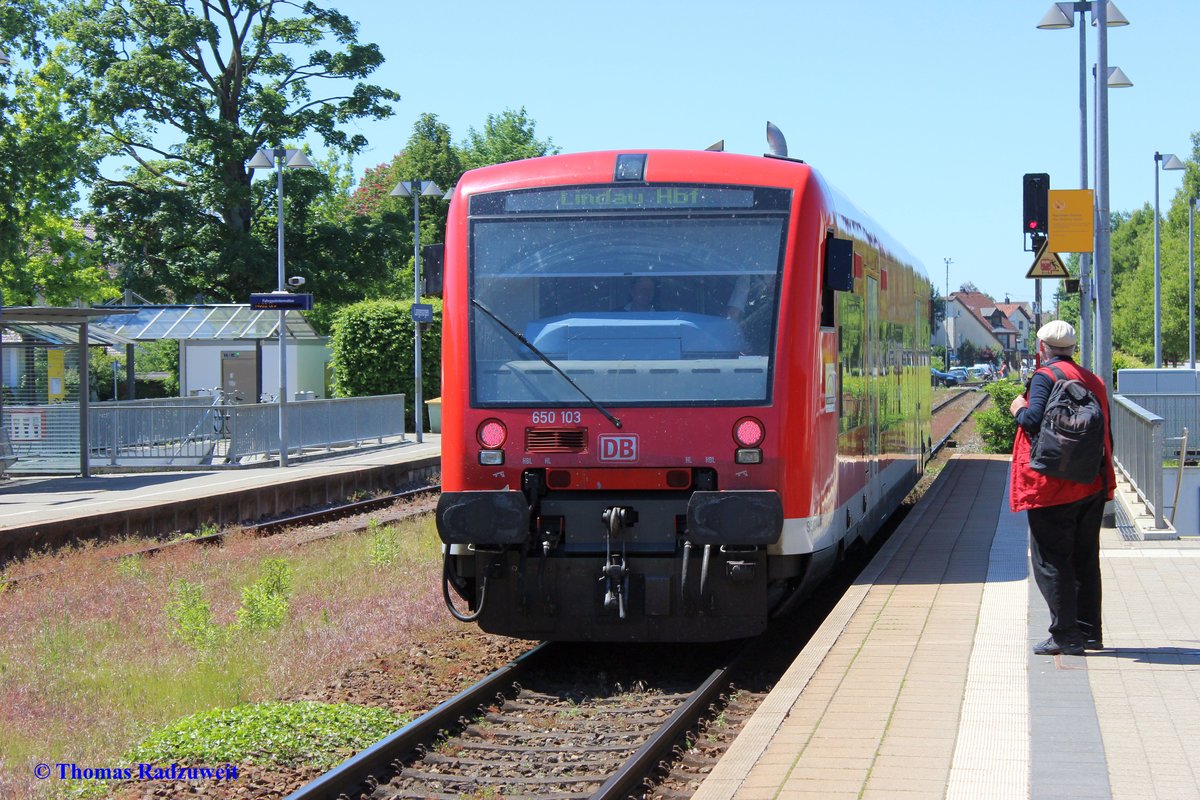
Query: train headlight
733 417 765 448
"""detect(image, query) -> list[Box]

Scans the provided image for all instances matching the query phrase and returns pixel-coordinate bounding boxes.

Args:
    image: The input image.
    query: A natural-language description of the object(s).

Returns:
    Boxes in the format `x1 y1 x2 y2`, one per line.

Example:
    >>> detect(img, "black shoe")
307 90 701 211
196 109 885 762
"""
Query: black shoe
1034 636 1085 656
1084 639 1104 651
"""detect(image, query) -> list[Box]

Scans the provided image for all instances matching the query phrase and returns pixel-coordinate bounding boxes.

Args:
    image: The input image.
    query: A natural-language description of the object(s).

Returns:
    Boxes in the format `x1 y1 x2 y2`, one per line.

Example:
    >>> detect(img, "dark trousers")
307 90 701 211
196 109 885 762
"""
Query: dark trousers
1027 491 1105 644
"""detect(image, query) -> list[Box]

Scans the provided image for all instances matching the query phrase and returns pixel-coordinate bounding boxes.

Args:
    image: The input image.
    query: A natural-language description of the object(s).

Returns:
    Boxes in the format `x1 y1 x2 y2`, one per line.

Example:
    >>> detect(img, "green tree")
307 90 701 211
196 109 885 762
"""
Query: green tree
54 0 399 302
1 0 113 305
460 107 559 171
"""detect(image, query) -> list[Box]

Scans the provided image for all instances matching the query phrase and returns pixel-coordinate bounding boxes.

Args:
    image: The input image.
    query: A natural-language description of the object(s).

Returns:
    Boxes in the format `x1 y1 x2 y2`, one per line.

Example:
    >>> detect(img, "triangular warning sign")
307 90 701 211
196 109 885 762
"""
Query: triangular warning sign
1026 240 1070 279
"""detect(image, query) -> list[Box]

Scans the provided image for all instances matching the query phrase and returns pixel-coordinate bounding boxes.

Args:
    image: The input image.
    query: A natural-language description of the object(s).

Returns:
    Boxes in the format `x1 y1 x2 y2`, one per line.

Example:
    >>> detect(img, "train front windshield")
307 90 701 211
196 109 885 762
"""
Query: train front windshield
468 185 790 407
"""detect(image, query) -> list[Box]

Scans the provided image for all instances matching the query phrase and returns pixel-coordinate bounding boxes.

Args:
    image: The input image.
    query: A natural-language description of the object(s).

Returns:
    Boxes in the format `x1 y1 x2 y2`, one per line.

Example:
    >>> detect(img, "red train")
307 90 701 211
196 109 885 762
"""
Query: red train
435 129 932 641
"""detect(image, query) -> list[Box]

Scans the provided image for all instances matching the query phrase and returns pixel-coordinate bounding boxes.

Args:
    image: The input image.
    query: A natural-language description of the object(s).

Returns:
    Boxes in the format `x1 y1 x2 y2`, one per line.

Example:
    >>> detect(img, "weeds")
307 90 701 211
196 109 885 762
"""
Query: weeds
116 553 147 580
0 515 447 799
125 701 406 769
165 579 224 651
368 519 401 568
235 559 293 631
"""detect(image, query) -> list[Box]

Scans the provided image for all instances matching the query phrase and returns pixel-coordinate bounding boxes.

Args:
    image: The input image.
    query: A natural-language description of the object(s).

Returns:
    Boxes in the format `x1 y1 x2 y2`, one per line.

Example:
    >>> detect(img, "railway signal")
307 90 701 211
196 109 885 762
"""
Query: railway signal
1023 173 1050 243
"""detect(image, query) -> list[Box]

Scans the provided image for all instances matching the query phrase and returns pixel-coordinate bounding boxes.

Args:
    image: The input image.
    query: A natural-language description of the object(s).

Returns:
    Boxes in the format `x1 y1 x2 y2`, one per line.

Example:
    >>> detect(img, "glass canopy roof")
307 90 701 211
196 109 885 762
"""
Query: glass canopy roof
0 307 137 346
90 304 322 341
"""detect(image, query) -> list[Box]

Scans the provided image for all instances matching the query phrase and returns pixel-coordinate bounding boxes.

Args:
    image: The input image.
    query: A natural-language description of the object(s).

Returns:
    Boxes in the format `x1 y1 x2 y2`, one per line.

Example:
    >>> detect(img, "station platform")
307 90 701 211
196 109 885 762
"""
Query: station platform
0 435 441 562
697 455 1200 800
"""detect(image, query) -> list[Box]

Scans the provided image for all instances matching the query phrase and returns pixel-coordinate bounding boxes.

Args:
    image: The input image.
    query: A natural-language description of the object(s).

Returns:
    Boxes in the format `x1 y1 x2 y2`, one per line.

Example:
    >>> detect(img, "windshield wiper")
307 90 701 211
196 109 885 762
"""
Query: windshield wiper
471 298 622 430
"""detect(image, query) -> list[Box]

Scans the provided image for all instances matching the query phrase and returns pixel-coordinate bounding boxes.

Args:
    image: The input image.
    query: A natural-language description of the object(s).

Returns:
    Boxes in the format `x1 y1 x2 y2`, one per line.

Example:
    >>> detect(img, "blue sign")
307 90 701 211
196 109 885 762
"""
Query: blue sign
249 292 313 311
411 303 434 324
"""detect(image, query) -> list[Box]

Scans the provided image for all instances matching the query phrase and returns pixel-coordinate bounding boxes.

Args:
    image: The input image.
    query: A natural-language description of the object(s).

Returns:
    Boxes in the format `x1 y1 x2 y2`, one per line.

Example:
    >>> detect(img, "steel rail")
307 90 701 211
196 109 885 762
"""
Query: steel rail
4 485 440 586
592 639 751 800
283 642 556 800
930 391 990 459
247 484 439 535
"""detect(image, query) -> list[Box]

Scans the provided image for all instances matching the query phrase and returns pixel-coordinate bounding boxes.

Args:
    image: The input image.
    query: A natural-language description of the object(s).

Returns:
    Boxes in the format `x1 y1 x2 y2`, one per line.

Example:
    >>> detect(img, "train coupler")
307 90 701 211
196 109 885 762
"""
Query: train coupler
600 554 629 618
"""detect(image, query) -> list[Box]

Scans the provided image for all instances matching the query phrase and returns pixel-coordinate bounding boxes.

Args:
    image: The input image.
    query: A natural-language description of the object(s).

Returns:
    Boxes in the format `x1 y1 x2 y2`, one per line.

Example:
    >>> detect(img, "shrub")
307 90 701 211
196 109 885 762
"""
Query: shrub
329 299 442 416
976 379 1026 454
1112 349 1148 390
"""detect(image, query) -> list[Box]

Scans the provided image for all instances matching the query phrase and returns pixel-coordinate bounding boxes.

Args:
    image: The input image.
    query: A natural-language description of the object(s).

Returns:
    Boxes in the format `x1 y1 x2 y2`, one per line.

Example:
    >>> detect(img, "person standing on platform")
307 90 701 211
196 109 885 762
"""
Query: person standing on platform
1009 320 1116 656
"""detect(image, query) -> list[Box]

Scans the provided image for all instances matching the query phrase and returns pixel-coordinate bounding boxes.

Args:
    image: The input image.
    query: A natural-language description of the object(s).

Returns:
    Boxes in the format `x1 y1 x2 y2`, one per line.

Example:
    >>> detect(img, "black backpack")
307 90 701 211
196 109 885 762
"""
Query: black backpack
1028 365 1106 484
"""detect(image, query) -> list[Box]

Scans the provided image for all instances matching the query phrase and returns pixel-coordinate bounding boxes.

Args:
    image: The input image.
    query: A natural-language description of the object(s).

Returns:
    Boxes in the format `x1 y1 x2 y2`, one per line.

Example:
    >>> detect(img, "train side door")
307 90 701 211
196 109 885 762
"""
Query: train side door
865 277 881 512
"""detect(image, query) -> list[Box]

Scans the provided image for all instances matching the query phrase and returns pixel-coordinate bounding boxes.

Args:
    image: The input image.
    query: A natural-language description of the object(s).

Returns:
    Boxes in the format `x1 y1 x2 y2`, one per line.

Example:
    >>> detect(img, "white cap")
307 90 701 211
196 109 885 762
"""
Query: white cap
1037 319 1077 348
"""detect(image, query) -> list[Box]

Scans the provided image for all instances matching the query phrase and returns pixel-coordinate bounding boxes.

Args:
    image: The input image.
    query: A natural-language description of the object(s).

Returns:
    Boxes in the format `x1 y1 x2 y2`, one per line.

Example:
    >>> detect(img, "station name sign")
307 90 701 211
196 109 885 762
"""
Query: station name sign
249 292 313 311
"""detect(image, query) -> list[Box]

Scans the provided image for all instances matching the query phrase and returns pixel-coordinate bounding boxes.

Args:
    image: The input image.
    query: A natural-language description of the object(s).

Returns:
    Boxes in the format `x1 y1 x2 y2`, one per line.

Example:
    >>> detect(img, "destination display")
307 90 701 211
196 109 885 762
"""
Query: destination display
507 186 753 212
473 185 789 215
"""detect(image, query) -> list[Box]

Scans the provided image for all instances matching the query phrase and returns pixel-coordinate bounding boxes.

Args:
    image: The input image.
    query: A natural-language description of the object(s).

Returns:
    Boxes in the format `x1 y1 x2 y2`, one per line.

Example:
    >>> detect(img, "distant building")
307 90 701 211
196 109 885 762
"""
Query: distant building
936 291 1024 366
995 300 1035 361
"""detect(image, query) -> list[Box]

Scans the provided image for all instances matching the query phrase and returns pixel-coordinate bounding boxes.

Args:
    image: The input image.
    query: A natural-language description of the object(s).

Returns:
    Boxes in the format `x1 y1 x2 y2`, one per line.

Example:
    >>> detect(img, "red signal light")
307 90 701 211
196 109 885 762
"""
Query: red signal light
733 417 765 448
477 419 507 449
1028 220 1039 230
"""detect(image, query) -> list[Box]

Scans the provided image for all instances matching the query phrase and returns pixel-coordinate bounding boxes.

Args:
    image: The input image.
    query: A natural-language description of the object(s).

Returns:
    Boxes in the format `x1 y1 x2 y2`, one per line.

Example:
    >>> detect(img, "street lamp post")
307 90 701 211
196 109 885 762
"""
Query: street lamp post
390 179 444 444
247 146 314 466
1037 1 1128 371
943 257 953 359
1154 151 1186 367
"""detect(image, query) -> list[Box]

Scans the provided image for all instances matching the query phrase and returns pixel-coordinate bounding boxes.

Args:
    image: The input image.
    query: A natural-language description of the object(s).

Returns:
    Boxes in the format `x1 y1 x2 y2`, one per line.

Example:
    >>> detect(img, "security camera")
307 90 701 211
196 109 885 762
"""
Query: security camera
287 276 306 287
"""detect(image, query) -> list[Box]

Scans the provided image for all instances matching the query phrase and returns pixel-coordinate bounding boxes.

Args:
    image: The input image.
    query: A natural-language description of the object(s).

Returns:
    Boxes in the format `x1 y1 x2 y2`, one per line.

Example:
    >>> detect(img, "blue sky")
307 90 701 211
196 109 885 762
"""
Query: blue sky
326 1 1197 307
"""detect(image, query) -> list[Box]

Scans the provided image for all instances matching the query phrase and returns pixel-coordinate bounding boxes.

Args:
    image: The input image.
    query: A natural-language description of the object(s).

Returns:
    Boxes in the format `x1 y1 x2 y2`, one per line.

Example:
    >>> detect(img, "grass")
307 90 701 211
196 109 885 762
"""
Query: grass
0 516 445 799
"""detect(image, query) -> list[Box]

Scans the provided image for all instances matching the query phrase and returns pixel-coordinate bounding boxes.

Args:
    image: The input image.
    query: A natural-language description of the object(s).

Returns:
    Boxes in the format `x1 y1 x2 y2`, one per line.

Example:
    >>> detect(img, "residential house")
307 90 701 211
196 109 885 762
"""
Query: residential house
936 291 1023 367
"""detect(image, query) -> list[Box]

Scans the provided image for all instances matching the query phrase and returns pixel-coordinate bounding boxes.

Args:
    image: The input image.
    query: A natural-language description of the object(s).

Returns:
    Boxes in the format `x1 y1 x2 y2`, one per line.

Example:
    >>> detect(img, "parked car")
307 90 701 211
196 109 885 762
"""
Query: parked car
931 367 959 387
968 364 995 382
971 363 996 381
948 368 969 383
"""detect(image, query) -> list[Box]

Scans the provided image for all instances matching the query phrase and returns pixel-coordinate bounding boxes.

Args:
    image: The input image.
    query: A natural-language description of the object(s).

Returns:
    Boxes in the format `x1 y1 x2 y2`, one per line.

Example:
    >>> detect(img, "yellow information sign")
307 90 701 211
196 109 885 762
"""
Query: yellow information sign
1026 240 1070 279
1048 189 1094 253
47 349 66 402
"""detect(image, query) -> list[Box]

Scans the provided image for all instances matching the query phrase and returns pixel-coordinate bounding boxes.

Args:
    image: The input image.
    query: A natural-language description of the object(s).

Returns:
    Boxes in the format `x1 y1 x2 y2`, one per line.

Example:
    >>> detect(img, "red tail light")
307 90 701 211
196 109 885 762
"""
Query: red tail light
733 417 765 448
477 419 507 449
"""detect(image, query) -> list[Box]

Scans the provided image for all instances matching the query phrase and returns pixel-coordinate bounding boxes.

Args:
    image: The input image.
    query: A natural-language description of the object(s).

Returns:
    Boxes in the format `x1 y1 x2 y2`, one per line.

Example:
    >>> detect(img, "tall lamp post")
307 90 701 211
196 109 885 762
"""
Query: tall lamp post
943 257 953 362
1153 151 1186 367
1037 1 1128 371
390 179 444 444
247 146 314 467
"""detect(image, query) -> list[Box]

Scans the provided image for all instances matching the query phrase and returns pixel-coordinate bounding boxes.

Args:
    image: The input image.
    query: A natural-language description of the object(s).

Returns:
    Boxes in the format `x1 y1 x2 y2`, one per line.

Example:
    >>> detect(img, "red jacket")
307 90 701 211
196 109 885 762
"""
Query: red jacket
1009 359 1116 512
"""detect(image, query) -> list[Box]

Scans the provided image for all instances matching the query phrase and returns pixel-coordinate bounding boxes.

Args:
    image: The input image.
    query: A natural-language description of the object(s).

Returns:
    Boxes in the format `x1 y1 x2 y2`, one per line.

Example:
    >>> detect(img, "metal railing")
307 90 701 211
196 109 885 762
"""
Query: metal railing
86 394 407 467
1111 394 1165 530
1117 393 1200 455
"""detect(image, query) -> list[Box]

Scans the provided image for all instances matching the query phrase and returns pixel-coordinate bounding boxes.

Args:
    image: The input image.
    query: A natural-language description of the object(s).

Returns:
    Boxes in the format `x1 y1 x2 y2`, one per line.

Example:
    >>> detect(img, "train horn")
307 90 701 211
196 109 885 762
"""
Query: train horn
766 121 788 158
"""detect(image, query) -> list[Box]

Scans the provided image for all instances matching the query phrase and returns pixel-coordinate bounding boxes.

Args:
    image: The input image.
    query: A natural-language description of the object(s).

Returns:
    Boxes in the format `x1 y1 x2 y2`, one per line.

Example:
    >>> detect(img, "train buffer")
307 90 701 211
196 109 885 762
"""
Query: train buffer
696 455 1200 800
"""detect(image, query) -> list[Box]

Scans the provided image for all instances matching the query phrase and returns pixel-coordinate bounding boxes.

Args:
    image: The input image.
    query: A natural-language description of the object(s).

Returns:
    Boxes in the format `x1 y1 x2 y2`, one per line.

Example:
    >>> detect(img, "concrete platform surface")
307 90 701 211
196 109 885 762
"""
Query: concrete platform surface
697 455 1200 800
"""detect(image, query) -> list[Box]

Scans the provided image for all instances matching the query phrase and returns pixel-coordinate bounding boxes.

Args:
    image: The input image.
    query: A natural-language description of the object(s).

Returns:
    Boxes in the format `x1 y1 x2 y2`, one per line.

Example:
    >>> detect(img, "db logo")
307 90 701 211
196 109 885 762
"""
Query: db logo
598 434 639 462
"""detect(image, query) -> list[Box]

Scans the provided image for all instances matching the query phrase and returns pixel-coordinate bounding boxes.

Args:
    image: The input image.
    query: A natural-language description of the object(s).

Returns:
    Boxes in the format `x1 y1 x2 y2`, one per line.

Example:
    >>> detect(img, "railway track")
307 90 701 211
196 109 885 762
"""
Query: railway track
285 640 750 800
1 484 440 586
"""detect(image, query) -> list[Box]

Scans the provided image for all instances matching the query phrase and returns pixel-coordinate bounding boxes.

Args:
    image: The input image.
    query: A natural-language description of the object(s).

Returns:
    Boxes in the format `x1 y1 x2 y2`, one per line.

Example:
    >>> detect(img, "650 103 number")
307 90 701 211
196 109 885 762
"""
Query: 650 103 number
530 410 582 424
